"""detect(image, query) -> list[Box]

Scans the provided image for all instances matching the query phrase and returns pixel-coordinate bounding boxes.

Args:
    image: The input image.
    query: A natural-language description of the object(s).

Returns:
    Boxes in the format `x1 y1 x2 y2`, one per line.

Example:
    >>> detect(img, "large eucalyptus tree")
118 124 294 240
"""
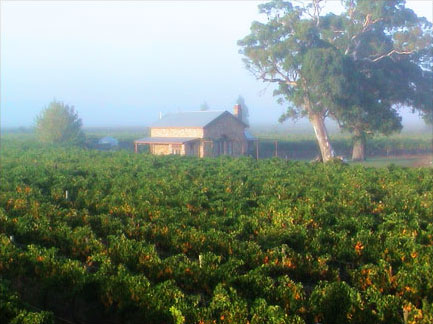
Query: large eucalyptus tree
238 0 432 161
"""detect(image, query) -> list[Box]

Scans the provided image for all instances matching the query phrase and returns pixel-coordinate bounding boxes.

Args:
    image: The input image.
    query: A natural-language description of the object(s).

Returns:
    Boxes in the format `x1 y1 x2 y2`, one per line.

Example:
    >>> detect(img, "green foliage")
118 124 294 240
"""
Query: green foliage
35 100 85 145
238 0 433 159
0 140 432 323
309 281 361 324
0 280 54 324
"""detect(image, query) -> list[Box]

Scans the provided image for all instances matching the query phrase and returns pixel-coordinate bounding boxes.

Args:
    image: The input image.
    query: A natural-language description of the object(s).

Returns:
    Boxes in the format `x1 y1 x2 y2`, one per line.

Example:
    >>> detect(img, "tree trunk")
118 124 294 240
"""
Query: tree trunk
310 113 335 162
352 130 366 161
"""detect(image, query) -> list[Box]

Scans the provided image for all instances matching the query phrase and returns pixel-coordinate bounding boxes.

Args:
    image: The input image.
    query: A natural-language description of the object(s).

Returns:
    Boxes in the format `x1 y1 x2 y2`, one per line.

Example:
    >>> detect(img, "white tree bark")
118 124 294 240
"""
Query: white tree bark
310 113 335 162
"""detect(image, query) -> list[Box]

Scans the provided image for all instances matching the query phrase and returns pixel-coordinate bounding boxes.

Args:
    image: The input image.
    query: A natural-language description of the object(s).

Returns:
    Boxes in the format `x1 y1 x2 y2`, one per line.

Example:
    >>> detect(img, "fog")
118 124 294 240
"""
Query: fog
1 1 432 129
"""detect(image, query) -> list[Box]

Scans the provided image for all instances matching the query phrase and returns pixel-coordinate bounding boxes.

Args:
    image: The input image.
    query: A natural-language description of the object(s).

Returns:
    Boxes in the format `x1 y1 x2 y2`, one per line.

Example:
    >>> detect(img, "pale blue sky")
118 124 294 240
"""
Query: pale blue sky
1 0 432 128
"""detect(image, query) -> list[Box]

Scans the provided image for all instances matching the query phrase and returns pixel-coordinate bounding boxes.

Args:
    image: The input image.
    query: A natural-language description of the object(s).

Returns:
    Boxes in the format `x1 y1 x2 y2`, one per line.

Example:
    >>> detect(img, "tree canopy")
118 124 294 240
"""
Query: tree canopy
35 100 85 145
238 0 432 161
200 101 210 111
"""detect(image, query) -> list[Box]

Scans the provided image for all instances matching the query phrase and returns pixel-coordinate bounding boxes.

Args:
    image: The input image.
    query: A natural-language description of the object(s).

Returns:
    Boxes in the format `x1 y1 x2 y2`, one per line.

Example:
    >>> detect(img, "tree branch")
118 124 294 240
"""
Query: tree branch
361 14 383 33
328 111 344 128
345 14 383 55
248 58 298 86
312 0 323 26
271 61 298 86
370 49 415 62
294 0 322 26
347 0 356 20
261 76 297 86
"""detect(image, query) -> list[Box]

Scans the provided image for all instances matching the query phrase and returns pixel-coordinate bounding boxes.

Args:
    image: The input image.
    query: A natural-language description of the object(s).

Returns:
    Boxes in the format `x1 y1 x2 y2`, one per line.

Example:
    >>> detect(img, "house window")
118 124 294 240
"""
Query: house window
172 144 181 155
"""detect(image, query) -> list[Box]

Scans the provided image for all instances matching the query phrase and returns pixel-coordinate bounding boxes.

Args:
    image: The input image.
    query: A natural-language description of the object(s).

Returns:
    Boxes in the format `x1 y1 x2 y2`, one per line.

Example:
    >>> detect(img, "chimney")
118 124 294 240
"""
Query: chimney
233 104 242 121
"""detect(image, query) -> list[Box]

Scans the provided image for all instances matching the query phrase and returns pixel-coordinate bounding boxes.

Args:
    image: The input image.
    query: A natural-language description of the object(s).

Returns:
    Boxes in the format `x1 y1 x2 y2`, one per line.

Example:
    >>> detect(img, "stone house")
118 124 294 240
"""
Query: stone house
134 105 255 157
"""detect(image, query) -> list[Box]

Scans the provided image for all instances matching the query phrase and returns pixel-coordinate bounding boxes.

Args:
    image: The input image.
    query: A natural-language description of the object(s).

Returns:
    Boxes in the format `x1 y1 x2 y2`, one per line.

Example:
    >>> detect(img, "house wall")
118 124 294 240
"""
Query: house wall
151 143 187 155
202 141 213 158
204 115 246 156
151 144 171 155
185 141 200 156
151 127 204 138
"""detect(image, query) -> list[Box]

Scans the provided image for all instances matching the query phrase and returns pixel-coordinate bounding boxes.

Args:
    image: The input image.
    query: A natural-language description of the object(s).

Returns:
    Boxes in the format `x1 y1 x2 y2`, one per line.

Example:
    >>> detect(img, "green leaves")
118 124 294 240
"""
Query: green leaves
300 47 350 113
0 280 54 324
35 100 85 146
310 281 361 324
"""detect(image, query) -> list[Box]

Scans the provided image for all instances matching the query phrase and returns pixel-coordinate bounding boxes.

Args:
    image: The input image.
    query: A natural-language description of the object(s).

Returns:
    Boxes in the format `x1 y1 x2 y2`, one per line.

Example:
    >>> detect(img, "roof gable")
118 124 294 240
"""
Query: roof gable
205 111 248 128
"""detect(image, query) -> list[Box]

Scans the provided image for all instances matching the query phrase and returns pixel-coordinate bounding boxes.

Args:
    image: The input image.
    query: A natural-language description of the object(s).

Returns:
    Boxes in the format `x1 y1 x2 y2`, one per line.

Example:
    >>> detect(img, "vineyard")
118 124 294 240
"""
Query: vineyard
1 139 432 324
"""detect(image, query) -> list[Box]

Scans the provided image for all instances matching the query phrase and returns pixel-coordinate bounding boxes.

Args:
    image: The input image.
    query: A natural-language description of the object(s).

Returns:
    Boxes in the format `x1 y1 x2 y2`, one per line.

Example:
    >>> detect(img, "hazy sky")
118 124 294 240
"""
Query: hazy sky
1 0 432 128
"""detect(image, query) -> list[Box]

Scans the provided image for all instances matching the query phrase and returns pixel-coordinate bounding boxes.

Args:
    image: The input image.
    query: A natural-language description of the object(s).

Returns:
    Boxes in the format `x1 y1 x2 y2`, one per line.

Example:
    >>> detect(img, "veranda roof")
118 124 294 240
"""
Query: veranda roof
244 129 256 141
134 137 200 144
